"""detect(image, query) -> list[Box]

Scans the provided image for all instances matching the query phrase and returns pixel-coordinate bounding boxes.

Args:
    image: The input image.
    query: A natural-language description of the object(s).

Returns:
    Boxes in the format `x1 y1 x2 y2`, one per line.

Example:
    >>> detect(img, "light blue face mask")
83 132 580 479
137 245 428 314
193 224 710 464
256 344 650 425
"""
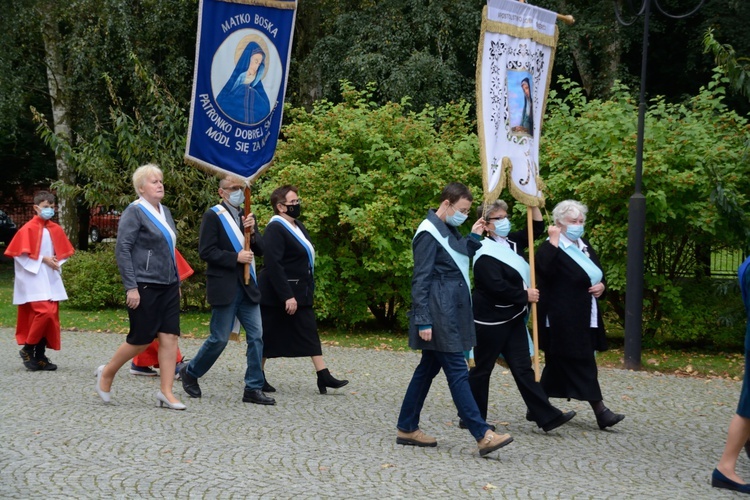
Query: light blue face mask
40 207 55 220
446 209 468 227
566 224 584 240
493 218 511 237
228 189 244 207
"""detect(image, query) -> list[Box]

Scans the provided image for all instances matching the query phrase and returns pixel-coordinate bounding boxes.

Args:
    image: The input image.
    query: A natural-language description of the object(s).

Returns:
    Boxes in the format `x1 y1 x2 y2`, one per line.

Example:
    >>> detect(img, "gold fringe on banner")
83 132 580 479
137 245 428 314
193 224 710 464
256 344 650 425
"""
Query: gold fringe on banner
219 0 297 9
482 17 558 48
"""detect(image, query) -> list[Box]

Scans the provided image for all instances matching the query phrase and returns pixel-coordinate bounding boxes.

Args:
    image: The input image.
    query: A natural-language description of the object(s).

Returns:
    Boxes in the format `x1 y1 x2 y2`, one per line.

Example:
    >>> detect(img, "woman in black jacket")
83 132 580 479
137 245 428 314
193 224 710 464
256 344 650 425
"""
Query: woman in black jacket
536 200 624 430
259 185 348 394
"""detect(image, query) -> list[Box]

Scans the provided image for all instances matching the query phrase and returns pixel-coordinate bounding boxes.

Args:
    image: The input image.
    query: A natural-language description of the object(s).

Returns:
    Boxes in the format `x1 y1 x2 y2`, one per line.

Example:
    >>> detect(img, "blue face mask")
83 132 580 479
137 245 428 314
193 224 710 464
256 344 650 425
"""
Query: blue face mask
228 189 244 207
40 207 55 220
566 224 584 240
446 209 468 227
493 218 511 237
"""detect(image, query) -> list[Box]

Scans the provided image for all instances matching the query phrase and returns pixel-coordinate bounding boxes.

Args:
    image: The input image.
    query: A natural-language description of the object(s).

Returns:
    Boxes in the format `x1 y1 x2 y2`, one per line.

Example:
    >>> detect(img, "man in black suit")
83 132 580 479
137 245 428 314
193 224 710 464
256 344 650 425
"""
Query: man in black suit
180 175 275 405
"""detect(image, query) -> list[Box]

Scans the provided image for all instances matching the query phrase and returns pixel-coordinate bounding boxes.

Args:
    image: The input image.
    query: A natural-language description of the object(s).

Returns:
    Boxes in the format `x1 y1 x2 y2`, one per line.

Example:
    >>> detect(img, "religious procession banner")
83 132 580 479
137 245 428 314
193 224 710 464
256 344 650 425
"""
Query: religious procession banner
185 0 297 182
476 0 558 207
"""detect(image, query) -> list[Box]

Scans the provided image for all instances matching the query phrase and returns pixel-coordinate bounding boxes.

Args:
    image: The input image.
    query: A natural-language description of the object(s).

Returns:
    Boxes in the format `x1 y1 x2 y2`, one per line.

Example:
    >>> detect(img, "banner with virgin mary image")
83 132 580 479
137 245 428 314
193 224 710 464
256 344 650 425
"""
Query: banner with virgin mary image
185 0 297 182
476 0 558 206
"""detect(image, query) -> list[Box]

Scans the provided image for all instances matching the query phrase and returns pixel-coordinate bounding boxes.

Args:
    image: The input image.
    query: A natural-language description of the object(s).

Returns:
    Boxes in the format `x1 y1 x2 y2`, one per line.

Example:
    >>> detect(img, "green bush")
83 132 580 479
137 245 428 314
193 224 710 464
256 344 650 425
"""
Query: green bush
63 245 124 309
257 83 481 330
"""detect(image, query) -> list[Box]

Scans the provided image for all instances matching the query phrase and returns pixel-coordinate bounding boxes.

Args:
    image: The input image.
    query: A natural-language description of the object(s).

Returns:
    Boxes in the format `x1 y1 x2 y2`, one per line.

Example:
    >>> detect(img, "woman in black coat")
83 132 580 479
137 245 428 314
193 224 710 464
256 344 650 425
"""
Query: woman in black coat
535 200 624 430
258 185 348 394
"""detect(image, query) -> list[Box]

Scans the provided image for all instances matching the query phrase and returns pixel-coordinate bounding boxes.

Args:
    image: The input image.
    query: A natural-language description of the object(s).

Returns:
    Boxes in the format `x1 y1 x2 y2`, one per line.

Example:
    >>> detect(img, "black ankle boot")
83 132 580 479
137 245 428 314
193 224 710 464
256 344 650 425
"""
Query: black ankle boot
35 338 57 371
596 408 625 430
20 345 39 371
262 371 276 393
316 368 349 394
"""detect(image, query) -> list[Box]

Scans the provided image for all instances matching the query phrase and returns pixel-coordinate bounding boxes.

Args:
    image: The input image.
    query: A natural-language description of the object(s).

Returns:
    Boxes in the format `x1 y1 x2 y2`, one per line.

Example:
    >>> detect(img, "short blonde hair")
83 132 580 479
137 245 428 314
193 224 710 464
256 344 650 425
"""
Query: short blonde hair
552 200 587 225
132 164 163 196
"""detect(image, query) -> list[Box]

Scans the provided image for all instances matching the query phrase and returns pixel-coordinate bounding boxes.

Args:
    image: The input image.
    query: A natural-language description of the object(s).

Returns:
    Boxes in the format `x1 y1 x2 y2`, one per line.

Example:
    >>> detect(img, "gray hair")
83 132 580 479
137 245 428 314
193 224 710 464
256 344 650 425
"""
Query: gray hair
132 164 163 196
552 200 587 225
476 199 509 219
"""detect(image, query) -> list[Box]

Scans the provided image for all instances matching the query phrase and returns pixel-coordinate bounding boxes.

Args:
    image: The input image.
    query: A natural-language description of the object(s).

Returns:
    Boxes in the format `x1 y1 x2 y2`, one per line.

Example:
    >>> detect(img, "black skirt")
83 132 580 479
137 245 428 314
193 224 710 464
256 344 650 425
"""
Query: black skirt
261 305 323 358
540 351 603 402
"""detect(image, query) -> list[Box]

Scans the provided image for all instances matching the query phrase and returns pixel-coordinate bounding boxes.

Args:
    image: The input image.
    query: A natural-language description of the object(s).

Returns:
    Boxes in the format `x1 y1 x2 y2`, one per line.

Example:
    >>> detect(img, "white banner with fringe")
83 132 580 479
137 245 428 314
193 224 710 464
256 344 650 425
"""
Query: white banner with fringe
476 0 558 207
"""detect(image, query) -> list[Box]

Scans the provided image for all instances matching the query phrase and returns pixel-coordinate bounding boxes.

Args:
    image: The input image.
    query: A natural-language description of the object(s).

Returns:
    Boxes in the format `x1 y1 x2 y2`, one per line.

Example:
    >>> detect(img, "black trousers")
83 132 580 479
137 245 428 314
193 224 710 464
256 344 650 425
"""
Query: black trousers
468 315 561 427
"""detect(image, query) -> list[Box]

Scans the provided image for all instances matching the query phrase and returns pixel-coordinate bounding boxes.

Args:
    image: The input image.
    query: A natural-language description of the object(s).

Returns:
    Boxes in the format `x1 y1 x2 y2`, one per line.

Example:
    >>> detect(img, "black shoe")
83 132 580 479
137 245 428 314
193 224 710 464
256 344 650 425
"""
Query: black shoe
712 468 750 493
36 357 58 371
179 365 202 398
20 348 39 371
242 389 276 405
525 410 534 422
316 368 349 394
596 408 625 430
262 372 276 393
541 411 576 432
458 420 495 432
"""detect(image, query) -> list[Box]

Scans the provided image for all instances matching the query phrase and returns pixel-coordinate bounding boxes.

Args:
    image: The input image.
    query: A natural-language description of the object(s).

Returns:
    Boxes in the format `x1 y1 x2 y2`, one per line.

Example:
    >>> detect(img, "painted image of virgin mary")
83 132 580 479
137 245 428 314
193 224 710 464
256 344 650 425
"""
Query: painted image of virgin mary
217 42 271 125
510 77 534 137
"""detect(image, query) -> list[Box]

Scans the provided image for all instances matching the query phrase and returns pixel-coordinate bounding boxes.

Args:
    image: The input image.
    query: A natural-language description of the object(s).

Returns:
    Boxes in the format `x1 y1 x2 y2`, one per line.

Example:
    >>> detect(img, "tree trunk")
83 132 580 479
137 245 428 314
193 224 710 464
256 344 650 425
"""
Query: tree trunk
40 8 78 246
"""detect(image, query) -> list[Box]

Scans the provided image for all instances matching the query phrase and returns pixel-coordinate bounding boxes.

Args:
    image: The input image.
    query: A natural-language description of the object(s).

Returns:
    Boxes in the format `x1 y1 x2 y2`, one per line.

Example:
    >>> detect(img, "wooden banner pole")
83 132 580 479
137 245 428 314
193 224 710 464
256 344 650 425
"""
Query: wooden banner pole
527 206 541 381
243 185 252 285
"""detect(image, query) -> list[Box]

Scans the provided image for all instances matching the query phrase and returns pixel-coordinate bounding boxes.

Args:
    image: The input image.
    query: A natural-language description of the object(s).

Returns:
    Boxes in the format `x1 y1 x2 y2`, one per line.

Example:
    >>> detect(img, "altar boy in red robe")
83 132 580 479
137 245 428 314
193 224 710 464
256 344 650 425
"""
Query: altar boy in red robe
4 191 75 371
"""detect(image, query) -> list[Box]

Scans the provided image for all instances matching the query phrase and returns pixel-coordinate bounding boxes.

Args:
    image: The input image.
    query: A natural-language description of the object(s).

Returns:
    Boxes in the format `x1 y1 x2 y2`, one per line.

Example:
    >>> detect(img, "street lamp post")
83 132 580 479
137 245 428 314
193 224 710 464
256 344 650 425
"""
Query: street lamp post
616 0 705 370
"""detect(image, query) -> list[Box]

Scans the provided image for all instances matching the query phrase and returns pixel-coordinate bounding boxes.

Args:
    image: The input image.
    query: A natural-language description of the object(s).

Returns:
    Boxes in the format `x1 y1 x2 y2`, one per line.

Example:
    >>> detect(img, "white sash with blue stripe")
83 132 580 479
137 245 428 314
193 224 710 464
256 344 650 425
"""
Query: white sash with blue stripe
269 215 315 274
211 204 256 284
132 198 177 274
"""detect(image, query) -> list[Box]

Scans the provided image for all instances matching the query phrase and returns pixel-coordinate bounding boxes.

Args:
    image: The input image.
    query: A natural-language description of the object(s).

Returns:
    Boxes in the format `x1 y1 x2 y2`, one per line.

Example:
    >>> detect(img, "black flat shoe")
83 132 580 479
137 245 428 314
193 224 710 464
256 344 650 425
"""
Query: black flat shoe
712 468 750 494
242 389 276 405
596 408 625 430
542 411 576 432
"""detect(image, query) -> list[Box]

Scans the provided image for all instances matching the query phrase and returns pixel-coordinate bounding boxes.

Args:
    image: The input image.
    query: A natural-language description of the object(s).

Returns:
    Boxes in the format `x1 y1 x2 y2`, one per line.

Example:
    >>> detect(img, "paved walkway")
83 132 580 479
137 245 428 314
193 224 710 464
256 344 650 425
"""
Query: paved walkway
0 328 744 499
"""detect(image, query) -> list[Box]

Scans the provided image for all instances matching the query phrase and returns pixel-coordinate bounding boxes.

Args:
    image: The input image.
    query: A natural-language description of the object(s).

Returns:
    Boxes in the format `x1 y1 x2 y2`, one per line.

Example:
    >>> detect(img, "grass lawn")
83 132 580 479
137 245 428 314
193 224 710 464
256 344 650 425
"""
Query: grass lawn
0 256 744 380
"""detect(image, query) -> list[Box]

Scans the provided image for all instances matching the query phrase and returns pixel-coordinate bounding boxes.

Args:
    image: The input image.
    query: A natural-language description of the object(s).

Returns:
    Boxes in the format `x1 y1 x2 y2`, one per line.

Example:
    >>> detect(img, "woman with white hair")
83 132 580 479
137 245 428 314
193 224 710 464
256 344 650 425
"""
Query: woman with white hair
95 164 185 410
535 200 624 430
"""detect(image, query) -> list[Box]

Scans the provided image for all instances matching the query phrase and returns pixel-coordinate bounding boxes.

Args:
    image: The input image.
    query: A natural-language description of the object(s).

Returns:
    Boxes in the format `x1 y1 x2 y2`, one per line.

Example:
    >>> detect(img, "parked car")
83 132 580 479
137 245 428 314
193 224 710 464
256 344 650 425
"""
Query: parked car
0 209 18 246
89 206 120 244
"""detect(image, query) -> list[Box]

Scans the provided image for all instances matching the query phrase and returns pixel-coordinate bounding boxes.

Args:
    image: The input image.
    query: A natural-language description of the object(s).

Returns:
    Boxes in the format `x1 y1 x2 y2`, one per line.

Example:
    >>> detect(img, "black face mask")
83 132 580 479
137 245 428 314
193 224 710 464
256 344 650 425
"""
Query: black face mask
284 203 301 219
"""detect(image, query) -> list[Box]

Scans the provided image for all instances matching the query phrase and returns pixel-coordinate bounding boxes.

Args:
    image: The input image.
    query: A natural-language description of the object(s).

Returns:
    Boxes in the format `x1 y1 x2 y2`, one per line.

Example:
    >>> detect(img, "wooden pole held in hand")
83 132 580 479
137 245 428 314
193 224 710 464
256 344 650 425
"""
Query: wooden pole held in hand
527 206 541 381
244 185 252 285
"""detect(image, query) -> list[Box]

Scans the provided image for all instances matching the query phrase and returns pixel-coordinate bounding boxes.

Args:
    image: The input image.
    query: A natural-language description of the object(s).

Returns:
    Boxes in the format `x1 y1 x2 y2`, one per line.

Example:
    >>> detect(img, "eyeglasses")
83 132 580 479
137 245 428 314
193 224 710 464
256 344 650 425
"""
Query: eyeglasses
486 216 506 221
451 204 470 215
284 198 301 206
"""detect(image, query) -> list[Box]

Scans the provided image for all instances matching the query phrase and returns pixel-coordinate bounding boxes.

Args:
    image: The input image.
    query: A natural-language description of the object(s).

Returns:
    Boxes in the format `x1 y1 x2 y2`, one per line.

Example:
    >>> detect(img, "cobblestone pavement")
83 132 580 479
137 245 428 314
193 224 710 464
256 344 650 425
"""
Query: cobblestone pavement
0 328 745 499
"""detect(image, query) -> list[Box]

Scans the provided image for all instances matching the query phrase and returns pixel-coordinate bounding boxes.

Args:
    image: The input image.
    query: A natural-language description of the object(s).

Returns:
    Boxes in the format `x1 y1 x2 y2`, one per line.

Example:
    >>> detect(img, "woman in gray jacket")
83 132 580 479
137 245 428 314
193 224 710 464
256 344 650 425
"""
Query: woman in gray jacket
95 164 185 410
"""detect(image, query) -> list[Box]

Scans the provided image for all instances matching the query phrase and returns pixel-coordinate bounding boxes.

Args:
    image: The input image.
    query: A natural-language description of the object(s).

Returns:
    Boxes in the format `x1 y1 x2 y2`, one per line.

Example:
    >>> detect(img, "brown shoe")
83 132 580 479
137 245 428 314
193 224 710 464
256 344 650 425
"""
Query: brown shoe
477 429 513 457
396 429 437 447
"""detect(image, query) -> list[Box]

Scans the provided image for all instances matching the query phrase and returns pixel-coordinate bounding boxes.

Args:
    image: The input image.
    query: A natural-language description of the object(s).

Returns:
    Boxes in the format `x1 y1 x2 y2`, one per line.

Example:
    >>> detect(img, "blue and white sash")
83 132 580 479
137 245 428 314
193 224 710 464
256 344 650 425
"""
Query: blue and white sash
559 239 603 286
414 219 471 296
132 198 177 275
269 215 315 274
211 204 256 284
